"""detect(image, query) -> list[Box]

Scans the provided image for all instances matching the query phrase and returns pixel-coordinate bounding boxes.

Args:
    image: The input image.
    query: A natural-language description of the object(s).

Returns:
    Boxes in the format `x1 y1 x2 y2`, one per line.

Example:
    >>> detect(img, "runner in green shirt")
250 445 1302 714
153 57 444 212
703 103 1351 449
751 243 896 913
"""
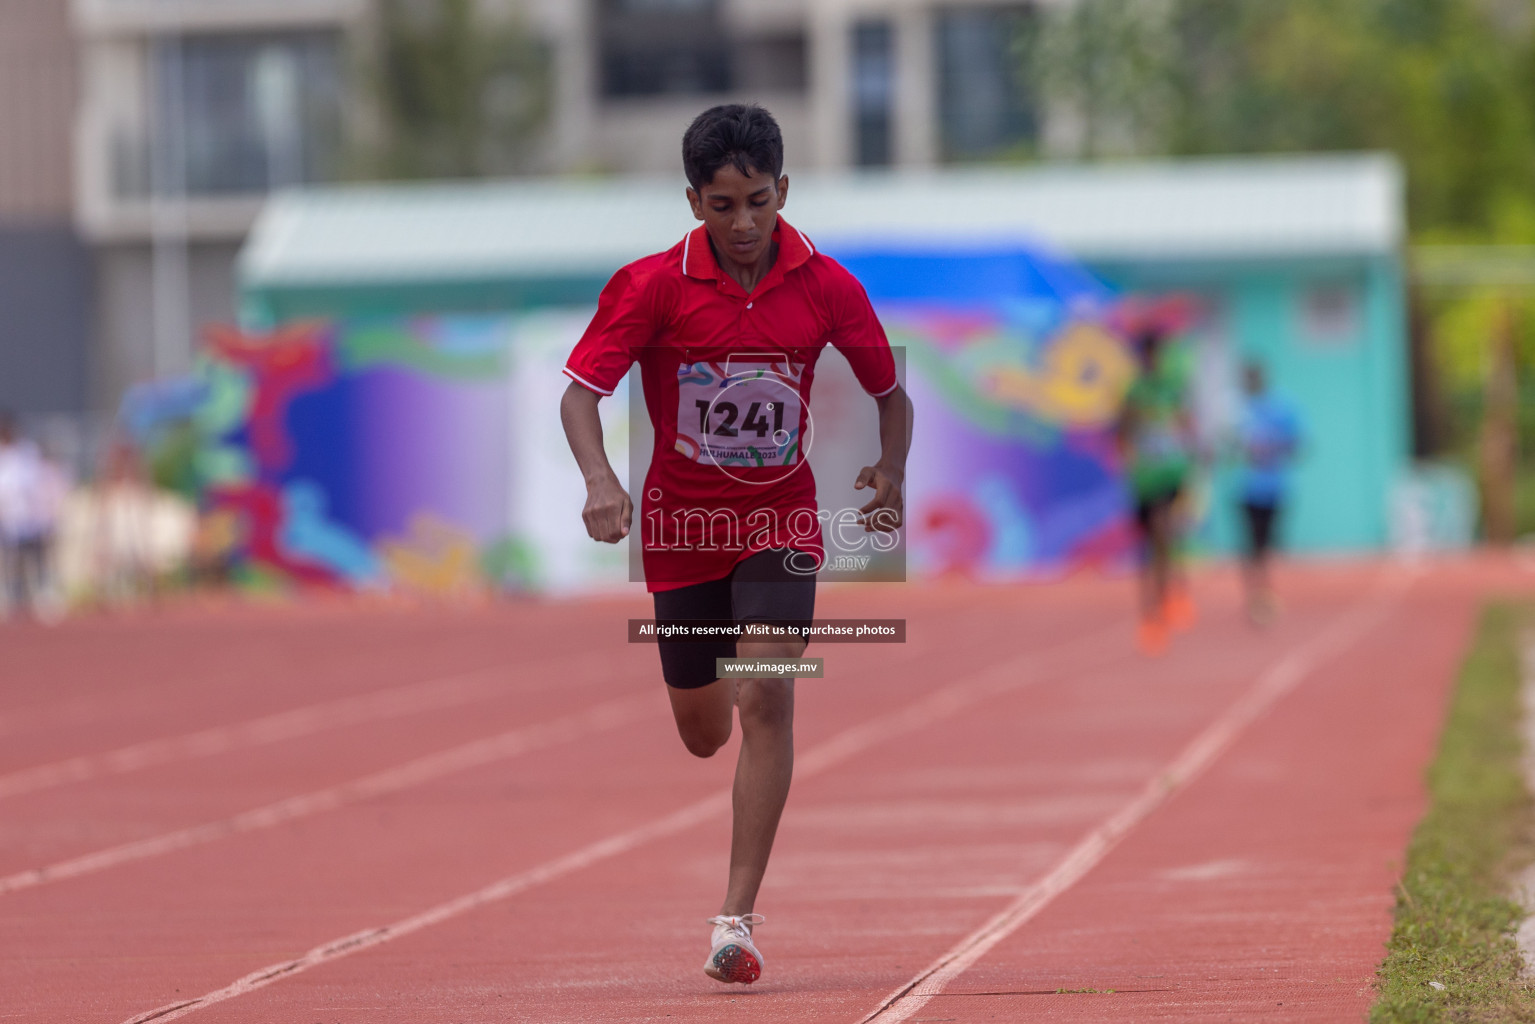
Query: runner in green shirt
1116 327 1197 654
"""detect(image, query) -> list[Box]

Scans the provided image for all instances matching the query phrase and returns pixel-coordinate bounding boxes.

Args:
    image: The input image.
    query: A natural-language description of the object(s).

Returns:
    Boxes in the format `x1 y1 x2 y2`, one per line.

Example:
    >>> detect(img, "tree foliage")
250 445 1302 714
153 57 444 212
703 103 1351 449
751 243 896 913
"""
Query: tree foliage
364 0 550 180
1019 0 1535 239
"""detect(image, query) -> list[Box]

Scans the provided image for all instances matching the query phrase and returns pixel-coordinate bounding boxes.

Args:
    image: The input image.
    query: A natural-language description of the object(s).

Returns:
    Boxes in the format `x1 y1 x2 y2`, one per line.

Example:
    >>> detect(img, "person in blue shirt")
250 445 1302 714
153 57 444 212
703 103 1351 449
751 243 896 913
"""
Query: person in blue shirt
1234 362 1300 625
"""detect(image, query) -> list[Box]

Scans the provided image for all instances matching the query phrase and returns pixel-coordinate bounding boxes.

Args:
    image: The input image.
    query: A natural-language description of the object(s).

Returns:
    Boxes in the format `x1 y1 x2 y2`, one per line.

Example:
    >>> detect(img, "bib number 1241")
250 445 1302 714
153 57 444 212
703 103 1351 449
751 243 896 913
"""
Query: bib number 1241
675 360 804 467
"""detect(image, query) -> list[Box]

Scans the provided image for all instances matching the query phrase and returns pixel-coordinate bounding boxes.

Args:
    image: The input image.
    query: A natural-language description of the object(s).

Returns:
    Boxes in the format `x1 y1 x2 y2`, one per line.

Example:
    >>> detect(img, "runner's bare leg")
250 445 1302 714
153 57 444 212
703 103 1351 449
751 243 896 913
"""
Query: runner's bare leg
668 679 734 758
1140 505 1172 618
667 639 800 916
722 654 796 915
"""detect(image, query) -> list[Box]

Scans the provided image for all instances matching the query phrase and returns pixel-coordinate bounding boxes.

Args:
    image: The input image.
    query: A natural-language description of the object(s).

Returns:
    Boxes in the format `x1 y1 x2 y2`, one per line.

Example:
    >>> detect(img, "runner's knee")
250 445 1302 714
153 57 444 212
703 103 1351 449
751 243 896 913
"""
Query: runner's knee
677 716 731 758
668 682 734 758
733 641 800 734
681 731 729 758
736 639 804 661
736 676 794 734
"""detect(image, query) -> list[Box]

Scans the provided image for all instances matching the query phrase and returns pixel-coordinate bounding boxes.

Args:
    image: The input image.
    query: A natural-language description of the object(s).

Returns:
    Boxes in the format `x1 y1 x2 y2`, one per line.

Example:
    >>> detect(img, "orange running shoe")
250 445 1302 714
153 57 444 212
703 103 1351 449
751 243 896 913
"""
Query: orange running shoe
1163 588 1198 632
1137 616 1169 656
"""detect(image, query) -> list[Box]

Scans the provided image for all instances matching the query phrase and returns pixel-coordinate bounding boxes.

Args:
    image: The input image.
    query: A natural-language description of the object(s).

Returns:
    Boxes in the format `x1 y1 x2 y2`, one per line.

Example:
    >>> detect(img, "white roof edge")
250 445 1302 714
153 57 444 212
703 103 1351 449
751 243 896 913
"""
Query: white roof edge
241 152 1405 289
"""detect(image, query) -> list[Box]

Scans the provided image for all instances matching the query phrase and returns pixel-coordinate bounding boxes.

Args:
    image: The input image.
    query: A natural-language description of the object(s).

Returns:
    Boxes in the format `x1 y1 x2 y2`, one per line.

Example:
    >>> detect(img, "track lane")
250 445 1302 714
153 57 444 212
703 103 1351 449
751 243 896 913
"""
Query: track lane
0 608 550 766
0 649 630 804
1 565 1463 1023
110 619 1134 1024
0 583 1052 875
4 580 1094 1020
0 694 658 895
158 571 1380 1022
859 569 1412 1021
910 571 1478 1022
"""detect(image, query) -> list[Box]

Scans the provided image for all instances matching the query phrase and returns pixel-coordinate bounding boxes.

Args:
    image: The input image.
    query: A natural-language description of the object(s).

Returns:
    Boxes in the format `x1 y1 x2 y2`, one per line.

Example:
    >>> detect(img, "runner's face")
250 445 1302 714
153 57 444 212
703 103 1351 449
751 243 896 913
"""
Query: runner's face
687 164 788 273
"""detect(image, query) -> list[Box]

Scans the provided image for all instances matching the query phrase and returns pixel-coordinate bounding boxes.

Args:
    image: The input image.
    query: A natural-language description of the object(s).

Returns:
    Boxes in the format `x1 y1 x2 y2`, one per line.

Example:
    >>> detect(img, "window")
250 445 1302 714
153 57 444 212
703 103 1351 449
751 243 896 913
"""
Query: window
597 1 806 99
851 20 894 167
735 33 808 92
166 33 337 194
599 0 730 97
609 0 714 10
1298 282 1362 345
114 32 342 198
935 7 1036 161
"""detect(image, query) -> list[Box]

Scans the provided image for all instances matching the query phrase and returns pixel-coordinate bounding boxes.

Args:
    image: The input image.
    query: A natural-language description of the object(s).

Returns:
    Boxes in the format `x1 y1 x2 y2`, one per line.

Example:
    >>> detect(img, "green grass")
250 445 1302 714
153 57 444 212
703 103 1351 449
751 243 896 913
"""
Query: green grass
1516 473 1535 539
1372 604 1535 1022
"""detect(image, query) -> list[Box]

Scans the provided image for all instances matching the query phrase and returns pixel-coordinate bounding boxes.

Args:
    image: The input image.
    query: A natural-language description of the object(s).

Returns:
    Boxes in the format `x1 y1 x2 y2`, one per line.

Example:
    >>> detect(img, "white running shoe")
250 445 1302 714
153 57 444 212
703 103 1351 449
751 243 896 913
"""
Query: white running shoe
704 913 765 984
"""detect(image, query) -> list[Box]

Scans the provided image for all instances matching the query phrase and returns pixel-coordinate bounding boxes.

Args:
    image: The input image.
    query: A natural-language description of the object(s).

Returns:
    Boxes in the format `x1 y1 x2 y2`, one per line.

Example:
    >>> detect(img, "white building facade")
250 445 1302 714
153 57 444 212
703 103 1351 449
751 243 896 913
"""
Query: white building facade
540 0 1038 174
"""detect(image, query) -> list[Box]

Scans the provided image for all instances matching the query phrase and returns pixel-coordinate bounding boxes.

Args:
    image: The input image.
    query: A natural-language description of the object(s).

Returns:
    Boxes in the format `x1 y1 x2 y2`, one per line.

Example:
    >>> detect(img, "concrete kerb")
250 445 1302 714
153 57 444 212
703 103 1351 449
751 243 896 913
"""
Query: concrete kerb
1515 636 1535 978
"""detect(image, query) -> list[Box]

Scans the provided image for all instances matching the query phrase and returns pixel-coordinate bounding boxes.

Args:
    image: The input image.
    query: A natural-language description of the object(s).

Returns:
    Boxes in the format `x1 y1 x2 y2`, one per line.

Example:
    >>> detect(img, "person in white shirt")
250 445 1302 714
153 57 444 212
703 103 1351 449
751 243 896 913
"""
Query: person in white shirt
0 413 55 617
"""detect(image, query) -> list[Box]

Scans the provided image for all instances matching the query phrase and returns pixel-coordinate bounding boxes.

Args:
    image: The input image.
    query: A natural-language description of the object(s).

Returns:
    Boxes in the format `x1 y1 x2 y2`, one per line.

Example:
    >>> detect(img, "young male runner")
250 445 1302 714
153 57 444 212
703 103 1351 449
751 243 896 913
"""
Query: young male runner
1116 326 1197 655
559 104 911 985
1234 360 1300 625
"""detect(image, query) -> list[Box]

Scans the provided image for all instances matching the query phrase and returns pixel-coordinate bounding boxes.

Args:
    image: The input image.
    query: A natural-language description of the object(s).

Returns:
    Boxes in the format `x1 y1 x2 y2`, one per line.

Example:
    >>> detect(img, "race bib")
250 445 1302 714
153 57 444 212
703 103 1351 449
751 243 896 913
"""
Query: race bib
675 358 805 467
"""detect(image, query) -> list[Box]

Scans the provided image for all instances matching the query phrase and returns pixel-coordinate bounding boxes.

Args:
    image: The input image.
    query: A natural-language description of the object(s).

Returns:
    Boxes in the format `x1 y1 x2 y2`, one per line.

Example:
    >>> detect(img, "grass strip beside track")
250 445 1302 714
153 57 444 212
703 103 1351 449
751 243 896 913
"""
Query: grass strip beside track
1373 603 1535 1022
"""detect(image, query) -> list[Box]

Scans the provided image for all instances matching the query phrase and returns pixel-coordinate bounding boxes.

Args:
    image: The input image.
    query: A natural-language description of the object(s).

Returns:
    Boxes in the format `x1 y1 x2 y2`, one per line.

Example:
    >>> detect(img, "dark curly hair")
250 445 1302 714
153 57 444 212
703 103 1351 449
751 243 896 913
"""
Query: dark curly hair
682 104 784 190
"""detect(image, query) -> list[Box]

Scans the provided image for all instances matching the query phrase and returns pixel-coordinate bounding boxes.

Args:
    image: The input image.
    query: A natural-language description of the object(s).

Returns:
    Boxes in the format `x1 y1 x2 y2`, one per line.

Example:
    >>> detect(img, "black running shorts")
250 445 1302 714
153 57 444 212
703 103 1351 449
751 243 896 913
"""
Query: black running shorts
1133 485 1183 538
1241 501 1281 559
651 548 817 690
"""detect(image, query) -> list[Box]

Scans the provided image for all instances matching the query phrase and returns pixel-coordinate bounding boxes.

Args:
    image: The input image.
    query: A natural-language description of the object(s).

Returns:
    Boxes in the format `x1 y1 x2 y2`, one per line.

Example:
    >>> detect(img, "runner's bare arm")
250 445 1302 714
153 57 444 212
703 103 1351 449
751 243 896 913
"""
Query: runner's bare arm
855 384 913 532
560 381 633 543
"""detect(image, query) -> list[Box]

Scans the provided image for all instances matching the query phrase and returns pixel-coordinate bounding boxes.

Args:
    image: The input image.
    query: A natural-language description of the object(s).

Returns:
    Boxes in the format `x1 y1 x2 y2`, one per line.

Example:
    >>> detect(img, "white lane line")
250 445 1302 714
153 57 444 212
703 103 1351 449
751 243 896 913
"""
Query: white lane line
0 666 509 801
0 650 619 803
116 623 1126 1024
856 572 1413 1023
0 695 652 896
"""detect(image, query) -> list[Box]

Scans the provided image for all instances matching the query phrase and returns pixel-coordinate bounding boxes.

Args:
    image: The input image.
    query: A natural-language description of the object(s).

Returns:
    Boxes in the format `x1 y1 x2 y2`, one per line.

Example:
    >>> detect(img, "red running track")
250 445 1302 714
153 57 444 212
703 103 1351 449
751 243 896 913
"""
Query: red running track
1 558 1529 1023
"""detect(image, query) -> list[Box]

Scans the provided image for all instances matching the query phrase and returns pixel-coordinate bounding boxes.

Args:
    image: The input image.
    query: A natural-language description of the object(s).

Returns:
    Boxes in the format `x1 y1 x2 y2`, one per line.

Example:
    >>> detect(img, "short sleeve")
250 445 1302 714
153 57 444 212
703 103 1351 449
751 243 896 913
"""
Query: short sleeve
824 266 899 398
564 264 662 396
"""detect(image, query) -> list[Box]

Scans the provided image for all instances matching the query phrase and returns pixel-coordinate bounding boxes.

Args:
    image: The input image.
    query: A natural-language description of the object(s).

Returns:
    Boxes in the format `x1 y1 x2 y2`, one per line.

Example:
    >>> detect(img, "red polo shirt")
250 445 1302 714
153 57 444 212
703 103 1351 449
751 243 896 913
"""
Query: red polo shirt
564 218 898 591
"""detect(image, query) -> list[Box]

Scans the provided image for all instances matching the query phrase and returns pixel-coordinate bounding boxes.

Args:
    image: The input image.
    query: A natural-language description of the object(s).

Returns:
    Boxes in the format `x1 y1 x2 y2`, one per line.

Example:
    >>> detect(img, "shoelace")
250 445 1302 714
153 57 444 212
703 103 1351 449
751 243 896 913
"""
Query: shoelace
706 913 765 942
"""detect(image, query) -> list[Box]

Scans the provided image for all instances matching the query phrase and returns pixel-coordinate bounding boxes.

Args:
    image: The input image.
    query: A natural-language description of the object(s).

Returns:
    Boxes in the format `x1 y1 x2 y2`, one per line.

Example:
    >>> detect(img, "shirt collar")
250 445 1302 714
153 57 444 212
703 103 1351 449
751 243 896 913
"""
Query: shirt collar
681 216 817 284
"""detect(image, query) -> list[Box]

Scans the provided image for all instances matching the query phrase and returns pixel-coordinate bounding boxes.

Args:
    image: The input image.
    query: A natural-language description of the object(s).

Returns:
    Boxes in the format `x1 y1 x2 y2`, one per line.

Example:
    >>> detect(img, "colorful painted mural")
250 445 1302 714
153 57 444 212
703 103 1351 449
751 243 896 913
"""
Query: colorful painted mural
175 313 631 595
889 309 1135 578
183 318 509 594
836 246 1138 579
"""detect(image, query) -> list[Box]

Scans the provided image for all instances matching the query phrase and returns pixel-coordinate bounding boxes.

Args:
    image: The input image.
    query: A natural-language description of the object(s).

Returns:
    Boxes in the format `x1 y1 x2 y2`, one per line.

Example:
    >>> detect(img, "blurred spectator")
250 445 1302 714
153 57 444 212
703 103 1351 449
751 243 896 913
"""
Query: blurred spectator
0 413 66 620
32 443 69 619
1234 362 1301 626
55 440 195 606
